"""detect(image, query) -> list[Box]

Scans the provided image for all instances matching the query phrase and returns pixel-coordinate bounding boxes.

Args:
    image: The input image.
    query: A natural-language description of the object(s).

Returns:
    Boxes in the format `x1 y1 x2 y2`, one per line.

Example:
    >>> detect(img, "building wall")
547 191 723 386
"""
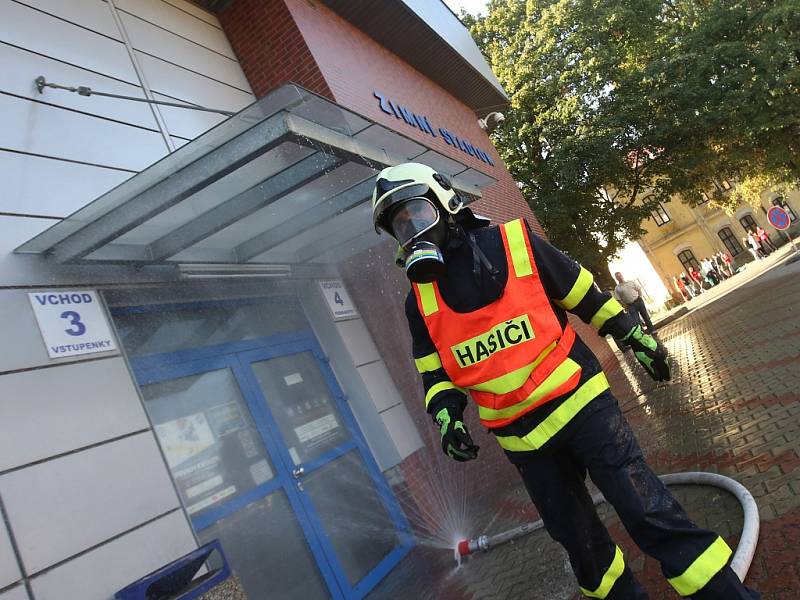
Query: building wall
0 1 255 598
640 190 800 292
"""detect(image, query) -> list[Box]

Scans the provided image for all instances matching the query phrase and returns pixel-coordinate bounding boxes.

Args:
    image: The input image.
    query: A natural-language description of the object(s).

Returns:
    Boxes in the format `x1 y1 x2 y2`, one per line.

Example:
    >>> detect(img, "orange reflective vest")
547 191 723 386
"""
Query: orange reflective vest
413 219 581 428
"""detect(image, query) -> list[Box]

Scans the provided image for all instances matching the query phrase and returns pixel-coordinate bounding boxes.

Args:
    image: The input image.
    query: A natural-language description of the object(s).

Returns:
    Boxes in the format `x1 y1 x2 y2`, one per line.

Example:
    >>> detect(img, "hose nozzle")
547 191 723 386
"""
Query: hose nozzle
455 535 488 563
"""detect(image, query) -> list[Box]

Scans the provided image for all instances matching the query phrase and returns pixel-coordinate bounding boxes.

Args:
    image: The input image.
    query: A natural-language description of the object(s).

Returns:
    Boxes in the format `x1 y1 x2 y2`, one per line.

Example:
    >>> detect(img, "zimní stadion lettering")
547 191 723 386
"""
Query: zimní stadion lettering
373 91 496 167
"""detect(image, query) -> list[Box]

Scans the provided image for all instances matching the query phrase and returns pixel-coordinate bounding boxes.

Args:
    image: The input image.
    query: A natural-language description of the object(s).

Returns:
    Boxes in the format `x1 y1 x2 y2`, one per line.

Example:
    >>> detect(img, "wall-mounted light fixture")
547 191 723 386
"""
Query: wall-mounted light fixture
478 112 505 133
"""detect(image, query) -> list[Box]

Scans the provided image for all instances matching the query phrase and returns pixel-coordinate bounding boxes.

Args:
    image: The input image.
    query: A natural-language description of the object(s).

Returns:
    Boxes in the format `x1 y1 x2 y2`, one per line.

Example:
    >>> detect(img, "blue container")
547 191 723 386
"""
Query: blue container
115 539 231 600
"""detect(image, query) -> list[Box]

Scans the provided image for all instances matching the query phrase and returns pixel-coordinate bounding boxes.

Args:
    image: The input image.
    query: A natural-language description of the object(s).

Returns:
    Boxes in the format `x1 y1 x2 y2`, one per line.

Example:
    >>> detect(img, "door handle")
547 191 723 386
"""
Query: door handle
292 466 305 479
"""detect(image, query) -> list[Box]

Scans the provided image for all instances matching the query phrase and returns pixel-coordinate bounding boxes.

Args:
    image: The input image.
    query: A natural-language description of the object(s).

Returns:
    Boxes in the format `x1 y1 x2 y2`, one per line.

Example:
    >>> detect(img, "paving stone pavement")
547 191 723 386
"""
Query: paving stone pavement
370 257 800 599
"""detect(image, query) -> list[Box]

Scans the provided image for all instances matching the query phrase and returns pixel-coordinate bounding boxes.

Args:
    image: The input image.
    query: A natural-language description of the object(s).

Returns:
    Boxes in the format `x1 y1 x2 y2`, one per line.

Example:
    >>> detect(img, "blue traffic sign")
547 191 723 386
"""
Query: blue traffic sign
768 206 790 230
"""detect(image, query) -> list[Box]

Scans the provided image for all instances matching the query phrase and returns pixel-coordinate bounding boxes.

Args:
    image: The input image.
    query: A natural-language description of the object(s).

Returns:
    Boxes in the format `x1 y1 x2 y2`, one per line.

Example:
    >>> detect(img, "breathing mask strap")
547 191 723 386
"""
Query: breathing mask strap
467 231 500 287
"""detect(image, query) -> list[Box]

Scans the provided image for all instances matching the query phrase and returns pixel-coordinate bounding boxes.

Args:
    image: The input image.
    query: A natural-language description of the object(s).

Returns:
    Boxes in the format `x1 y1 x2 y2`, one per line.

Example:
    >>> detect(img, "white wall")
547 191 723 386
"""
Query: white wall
0 1 255 598
299 281 423 470
0 0 254 221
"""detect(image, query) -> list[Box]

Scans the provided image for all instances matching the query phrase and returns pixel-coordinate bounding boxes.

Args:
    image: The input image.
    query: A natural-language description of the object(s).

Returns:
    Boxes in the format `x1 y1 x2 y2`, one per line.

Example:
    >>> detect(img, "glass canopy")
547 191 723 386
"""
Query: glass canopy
16 84 497 268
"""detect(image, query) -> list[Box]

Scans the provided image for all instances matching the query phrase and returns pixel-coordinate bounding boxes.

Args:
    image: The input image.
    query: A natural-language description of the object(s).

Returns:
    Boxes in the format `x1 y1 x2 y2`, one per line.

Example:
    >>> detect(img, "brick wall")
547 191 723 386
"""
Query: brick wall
219 0 622 524
282 0 539 232
219 0 331 98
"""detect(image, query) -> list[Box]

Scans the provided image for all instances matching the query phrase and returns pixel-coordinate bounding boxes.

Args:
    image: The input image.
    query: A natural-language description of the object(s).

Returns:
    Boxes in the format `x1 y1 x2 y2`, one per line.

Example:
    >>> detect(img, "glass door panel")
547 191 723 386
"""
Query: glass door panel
245 348 407 594
140 365 334 600
198 489 330 599
303 451 400 585
249 351 350 465
142 368 276 517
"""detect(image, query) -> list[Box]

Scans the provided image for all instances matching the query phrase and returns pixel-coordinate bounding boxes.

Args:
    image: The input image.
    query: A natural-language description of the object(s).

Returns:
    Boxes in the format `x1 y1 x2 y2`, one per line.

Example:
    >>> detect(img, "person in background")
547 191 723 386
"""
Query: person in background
679 272 696 298
689 266 706 292
720 251 735 278
747 231 765 259
742 236 759 262
700 258 719 287
756 225 778 254
713 252 729 280
673 274 690 302
614 272 655 333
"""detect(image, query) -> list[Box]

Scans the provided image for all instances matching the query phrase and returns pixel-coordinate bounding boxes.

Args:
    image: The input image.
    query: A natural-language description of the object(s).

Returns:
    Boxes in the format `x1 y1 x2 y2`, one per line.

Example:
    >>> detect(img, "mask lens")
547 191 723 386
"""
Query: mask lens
389 198 440 248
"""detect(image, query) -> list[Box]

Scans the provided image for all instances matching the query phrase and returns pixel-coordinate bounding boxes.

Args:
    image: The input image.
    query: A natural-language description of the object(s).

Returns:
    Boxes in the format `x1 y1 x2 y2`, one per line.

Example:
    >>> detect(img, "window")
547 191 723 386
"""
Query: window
772 196 797 223
677 249 699 272
739 214 758 233
717 227 743 256
651 203 671 226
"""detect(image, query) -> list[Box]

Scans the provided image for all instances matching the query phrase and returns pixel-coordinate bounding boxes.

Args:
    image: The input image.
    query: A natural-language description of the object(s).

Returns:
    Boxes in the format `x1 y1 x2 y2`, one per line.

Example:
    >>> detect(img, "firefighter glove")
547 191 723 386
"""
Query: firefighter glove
622 324 671 381
434 406 479 462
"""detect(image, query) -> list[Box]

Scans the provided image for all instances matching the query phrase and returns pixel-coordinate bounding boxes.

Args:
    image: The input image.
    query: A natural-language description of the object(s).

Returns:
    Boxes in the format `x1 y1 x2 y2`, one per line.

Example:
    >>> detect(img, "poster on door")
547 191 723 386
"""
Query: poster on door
207 402 247 437
294 413 341 453
155 412 216 469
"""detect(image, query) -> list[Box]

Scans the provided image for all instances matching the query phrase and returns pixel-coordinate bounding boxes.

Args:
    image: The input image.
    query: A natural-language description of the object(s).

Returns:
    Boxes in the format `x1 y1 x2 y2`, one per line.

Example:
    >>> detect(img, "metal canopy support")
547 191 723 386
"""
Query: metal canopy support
35 76 236 116
285 113 396 171
235 176 376 262
148 152 343 261
50 113 292 263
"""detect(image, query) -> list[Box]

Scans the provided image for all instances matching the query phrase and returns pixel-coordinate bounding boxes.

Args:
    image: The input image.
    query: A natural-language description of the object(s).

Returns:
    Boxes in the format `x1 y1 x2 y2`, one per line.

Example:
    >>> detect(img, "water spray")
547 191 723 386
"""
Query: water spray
454 472 760 583
453 491 605 566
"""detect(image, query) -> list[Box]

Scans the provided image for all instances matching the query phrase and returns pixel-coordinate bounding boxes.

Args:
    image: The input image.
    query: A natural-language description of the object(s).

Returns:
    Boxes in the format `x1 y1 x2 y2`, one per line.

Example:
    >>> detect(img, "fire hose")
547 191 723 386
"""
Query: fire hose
455 471 759 584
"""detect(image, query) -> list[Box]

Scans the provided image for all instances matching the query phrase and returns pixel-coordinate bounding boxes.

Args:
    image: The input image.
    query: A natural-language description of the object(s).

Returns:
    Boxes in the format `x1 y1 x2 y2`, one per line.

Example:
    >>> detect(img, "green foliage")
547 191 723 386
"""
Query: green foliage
467 0 800 279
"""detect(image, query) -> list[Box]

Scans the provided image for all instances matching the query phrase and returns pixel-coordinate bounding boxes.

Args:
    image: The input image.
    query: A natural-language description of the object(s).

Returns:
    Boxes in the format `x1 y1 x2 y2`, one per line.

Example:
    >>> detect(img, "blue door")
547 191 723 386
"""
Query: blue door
132 331 412 599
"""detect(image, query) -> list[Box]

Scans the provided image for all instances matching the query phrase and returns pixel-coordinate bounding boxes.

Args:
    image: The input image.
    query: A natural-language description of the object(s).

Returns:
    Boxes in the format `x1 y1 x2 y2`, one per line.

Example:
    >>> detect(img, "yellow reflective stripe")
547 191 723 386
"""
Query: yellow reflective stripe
590 297 624 330
580 546 625 598
469 341 557 393
417 283 438 316
470 361 535 393
667 536 732 597
556 267 594 310
495 372 609 451
425 381 463 409
505 219 533 278
478 358 581 422
414 352 442 373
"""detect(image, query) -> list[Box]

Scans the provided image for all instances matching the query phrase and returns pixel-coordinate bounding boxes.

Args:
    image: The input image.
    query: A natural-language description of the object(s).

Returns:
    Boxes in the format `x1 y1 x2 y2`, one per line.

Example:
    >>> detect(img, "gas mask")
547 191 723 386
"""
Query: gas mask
387 197 449 283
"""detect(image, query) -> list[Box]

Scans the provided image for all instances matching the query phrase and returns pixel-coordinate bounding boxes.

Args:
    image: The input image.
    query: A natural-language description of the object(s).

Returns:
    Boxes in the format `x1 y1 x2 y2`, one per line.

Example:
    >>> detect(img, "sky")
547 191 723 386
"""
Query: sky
442 0 489 17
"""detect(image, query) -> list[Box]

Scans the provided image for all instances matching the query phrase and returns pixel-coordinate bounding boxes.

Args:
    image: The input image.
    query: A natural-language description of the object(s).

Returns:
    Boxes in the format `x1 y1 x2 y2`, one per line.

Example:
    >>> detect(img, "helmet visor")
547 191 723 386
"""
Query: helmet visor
388 197 440 248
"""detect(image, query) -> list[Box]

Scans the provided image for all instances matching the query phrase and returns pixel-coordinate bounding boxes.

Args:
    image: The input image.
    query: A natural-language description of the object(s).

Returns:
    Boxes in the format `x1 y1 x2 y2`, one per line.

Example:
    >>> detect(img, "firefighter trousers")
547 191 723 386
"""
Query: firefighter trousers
511 391 759 599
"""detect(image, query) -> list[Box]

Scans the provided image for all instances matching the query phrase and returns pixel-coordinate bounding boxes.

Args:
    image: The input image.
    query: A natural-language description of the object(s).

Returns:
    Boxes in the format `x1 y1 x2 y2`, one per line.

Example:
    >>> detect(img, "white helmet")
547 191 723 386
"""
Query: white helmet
371 162 464 240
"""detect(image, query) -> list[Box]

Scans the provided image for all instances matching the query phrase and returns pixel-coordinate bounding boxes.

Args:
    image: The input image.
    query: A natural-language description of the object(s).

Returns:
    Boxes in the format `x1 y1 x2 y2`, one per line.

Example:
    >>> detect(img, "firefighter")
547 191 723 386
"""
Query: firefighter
372 163 759 599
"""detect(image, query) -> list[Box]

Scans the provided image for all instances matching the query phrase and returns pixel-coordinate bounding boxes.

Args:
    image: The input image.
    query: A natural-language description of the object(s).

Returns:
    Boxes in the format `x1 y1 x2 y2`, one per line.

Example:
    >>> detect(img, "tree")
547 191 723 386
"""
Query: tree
465 0 799 283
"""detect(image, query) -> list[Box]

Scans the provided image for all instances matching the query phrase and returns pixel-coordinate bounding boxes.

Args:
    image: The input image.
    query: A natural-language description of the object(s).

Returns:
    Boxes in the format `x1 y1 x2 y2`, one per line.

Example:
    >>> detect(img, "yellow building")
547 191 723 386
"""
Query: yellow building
638 187 800 298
